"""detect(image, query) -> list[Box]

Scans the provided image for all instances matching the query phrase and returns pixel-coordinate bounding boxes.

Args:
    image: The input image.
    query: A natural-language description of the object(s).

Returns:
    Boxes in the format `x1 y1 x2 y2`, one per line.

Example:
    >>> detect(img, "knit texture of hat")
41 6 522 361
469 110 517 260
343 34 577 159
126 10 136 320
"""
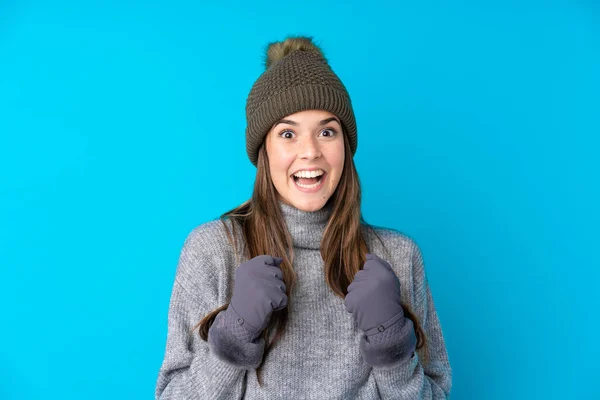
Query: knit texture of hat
245 36 357 167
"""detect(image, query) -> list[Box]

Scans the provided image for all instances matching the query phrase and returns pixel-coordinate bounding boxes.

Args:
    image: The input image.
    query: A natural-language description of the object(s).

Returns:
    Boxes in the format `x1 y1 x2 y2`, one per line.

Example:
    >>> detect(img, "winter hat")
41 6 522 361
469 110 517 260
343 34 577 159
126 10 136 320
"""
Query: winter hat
245 36 358 167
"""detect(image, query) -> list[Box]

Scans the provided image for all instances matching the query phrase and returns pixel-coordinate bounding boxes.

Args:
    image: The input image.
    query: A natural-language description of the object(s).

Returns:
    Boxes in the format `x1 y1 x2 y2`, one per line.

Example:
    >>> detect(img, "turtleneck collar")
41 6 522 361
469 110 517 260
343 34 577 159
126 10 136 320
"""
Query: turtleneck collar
278 198 333 250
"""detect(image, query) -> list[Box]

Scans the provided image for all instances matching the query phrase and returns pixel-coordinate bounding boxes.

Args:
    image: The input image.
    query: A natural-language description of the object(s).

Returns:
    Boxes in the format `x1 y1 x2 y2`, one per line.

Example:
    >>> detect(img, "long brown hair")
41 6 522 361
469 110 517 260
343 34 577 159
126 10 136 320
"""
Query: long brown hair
191 130 429 385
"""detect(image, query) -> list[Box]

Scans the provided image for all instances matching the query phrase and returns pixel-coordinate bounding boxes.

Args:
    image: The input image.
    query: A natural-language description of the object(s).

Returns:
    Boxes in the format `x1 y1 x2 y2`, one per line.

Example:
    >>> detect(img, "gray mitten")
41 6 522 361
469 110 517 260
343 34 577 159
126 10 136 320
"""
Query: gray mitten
207 255 287 369
225 254 287 342
345 253 405 339
345 253 416 367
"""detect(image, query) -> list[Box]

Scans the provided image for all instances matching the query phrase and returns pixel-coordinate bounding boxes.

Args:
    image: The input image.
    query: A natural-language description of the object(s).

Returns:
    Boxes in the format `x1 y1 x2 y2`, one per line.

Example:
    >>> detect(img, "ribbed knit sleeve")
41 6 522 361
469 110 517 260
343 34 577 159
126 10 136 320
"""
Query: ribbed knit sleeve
370 241 453 399
154 223 249 400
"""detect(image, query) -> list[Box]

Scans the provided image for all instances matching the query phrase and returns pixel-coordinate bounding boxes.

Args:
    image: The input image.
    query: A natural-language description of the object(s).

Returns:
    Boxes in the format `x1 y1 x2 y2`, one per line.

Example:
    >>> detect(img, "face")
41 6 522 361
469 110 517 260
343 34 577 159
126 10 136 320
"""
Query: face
265 109 345 212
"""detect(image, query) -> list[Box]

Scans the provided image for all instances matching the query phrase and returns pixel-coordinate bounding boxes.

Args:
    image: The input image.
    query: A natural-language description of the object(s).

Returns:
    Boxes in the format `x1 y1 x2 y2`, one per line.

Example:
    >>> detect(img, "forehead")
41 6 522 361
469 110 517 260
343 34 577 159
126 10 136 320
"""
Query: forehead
270 110 341 131
284 109 337 120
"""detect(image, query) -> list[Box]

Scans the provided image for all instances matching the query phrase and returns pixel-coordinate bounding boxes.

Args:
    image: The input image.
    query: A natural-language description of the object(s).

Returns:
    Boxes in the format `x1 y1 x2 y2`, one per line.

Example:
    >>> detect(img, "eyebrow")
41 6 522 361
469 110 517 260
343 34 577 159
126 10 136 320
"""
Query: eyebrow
273 117 341 128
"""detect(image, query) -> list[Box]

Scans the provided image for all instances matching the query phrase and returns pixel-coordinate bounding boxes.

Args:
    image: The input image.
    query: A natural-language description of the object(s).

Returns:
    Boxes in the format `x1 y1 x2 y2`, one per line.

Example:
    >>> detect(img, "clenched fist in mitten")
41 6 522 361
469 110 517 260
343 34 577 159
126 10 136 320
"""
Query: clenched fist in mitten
227 255 287 342
345 253 417 367
208 255 287 369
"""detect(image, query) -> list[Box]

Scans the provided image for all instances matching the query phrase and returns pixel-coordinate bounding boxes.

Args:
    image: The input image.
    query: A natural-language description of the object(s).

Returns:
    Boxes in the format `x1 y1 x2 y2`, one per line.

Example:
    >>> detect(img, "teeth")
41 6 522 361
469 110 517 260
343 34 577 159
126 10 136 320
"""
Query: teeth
293 169 324 178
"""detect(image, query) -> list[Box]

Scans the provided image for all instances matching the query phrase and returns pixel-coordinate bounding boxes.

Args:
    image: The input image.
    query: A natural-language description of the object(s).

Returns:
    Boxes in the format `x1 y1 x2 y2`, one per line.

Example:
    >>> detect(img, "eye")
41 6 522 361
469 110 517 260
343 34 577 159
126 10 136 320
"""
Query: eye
277 127 338 139
278 130 295 139
321 127 338 137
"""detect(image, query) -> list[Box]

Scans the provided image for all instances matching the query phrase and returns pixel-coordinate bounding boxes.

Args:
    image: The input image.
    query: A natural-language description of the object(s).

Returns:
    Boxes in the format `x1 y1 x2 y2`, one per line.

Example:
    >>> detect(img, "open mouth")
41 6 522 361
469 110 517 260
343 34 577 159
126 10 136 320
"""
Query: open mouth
292 172 326 190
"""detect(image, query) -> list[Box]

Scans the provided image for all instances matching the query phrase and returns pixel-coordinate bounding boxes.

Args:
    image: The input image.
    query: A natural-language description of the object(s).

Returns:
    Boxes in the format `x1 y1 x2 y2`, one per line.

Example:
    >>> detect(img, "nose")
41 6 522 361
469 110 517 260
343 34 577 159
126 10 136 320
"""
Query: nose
298 135 321 160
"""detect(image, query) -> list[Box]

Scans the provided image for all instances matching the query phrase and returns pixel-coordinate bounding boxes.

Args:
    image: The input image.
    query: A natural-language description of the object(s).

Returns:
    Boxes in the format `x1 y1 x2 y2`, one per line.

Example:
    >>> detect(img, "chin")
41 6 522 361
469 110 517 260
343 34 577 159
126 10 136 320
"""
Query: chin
289 197 330 212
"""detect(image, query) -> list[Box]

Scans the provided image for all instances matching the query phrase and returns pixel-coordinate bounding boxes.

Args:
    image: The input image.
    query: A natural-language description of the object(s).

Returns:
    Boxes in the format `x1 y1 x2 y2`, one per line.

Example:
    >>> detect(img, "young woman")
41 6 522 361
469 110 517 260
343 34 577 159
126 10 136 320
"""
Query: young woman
155 36 452 399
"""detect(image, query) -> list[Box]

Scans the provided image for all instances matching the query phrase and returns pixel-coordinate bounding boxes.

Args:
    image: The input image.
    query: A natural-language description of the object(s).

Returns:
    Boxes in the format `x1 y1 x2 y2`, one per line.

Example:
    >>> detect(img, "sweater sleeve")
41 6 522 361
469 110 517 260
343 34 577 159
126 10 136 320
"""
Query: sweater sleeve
155 223 255 400
368 241 453 399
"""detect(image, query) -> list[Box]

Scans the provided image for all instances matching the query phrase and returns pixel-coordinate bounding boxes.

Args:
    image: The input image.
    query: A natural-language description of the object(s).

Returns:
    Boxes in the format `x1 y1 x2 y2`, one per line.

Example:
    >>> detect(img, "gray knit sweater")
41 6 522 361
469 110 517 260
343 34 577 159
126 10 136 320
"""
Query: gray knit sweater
155 200 452 399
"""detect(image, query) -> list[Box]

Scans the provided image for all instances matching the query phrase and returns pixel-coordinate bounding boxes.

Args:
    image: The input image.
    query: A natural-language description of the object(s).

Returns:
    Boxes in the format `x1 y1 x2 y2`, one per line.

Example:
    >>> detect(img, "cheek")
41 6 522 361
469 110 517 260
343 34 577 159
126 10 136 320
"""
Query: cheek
267 141 293 175
331 154 345 185
325 146 345 171
274 156 295 174
271 157 295 183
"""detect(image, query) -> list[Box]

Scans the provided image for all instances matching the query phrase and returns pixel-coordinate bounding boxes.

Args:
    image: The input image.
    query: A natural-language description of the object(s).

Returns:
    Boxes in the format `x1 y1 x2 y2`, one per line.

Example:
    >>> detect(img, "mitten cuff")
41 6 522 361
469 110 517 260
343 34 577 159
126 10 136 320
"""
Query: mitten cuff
207 309 266 370
360 317 417 368
224 305 263 342
363 310 406 337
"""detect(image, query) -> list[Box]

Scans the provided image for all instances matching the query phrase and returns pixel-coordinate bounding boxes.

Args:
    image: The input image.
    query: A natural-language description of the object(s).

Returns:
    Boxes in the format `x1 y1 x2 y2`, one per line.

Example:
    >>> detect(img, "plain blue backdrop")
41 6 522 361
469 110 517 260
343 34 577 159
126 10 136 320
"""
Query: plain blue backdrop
1 1 598 398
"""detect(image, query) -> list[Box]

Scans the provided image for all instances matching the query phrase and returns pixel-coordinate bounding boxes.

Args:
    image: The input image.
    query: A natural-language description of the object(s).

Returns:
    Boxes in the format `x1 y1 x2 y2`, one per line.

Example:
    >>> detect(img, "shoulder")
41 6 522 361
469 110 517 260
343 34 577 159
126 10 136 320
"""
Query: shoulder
183 218 240 252
361 223 425 306
174 218 242 304
362 223 419 259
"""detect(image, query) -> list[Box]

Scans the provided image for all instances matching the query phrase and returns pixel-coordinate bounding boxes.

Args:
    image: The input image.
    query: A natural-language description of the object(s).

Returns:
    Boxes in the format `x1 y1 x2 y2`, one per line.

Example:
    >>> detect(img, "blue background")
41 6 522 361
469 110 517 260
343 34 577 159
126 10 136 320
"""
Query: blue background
1 1 598 398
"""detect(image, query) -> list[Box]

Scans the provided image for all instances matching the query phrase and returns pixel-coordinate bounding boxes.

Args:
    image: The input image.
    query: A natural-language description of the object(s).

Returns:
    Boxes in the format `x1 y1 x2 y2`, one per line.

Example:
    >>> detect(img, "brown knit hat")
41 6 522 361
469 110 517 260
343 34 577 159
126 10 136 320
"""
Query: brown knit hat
245 36 358 167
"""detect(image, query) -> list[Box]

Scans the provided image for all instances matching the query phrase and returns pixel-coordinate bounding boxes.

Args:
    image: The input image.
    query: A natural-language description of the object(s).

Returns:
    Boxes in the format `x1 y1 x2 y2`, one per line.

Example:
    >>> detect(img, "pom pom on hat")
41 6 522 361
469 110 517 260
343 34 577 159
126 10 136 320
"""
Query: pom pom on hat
263 36 326 69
